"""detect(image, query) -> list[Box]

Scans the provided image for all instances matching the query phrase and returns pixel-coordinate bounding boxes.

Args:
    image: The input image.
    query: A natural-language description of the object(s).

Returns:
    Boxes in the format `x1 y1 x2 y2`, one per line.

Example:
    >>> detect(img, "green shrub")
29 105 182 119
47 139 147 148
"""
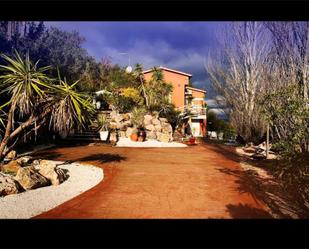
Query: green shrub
131 106 147 128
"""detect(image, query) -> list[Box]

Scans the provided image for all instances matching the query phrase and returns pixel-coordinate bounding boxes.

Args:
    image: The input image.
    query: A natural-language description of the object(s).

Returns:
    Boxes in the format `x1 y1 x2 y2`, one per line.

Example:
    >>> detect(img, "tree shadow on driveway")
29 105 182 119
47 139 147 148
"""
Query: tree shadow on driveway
204 143 306 218
75 153 126 164
219 167 301 218
226 203 273 218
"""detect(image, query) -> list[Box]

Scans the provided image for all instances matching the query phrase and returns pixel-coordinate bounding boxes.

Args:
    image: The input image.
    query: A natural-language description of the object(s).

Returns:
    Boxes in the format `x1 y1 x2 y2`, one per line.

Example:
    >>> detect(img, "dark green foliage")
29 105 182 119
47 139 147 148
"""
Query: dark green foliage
154 103 180 129
207 110 236 139
131 106 147 128
0 22 90 85
261 84 309 156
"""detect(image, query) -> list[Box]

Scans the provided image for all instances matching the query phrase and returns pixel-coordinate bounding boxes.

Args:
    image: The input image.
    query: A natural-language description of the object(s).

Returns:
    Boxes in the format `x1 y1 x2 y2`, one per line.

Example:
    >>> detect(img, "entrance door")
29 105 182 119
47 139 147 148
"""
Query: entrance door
190 119 201 137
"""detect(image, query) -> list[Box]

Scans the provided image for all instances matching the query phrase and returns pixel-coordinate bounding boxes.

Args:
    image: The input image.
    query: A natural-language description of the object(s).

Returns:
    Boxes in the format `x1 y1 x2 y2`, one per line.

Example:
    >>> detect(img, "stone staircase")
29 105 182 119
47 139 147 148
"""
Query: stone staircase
62 110 112 143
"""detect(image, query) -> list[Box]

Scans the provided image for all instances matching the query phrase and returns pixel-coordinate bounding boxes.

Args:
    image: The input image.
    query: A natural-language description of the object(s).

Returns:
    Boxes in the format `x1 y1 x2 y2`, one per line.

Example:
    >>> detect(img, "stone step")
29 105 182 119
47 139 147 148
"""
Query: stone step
67 134 100 139
63 137 102 142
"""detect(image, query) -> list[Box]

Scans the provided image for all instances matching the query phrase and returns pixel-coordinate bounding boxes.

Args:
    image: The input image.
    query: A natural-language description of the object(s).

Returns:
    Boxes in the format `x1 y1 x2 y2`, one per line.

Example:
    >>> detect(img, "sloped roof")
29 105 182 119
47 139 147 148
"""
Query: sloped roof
185 86 207 94
143 66 192 77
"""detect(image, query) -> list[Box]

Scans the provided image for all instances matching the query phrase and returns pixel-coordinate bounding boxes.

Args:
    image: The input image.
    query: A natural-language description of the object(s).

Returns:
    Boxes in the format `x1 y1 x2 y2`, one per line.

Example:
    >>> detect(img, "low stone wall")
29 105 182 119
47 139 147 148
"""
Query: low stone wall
108 111 173 143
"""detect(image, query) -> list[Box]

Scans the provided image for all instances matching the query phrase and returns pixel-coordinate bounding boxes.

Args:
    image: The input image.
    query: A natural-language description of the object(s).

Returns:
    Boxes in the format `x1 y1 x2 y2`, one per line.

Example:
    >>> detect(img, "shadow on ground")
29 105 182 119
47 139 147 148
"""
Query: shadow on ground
32 151 63 160
204 142 309 218
76 153 126 164
226 203 273 218
219 166 303 218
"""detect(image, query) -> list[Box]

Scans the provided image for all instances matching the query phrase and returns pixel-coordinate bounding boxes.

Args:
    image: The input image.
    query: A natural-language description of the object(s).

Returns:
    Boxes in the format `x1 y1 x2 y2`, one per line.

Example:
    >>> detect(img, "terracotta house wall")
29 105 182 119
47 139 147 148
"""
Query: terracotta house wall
191 90 205 99
144 70 189 108
190 89 206 107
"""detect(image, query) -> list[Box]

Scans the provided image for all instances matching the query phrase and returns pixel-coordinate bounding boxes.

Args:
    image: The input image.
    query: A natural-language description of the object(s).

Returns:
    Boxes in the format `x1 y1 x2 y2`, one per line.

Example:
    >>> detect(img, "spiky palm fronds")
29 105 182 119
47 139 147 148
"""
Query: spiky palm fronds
50 76 95 134
0 50 53 117
0 107 6 130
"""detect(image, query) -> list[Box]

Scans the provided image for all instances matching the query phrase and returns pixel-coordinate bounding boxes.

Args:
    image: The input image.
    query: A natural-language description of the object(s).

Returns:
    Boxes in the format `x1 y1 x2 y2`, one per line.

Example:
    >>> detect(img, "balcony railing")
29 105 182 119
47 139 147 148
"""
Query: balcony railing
177 105 207 116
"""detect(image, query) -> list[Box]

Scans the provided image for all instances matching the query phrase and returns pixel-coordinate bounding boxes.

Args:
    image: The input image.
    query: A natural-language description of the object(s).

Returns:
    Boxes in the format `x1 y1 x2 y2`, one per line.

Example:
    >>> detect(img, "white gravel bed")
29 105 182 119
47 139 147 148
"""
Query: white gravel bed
0 161 103 219
116 137 188 148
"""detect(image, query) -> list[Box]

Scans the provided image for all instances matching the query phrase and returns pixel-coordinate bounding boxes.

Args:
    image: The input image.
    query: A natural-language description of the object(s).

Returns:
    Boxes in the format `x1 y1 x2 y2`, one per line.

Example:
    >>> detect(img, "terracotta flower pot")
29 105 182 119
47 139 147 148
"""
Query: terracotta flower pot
130 133 138 142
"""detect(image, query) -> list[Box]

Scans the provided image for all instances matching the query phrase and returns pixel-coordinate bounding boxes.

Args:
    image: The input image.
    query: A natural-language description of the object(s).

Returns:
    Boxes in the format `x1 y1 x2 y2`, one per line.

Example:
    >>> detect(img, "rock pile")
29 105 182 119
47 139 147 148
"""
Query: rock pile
0 157 68 197
108 111 173 143
237 142 277 160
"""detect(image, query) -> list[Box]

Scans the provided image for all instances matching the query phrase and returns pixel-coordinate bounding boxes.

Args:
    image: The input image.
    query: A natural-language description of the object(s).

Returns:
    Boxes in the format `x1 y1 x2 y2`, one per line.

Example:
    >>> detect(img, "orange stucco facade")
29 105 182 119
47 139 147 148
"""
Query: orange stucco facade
191 90 205 99
143 67 207 137
143 67 205 108
144 69 190 108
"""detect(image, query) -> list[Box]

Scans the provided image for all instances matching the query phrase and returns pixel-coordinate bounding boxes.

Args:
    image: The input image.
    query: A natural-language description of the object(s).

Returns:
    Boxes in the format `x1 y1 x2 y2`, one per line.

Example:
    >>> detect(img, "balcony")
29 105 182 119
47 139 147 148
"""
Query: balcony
177 105 207 119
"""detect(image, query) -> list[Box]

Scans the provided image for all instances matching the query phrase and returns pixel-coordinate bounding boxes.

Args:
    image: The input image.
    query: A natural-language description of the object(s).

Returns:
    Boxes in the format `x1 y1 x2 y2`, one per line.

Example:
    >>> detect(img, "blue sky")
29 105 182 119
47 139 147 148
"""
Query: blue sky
46 21 225 100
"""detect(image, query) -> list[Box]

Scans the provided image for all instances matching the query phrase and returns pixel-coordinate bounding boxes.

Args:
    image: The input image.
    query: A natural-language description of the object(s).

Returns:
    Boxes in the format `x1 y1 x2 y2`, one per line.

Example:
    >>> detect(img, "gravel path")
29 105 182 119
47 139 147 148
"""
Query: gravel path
0 161 103 219
116 138 188 147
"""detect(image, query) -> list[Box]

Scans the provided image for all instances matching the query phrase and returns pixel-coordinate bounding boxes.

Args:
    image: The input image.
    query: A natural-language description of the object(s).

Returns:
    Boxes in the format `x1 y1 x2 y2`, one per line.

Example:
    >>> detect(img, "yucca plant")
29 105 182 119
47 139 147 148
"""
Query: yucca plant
0 51 53 117
0 51 94 161
49 73 95 135
0 102 8 130
0 51 53 160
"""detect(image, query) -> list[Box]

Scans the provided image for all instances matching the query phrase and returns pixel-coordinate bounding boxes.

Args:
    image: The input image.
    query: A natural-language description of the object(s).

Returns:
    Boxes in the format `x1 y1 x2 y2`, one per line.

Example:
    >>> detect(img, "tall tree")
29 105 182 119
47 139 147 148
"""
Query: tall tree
266 22 309 100
207 22 270 143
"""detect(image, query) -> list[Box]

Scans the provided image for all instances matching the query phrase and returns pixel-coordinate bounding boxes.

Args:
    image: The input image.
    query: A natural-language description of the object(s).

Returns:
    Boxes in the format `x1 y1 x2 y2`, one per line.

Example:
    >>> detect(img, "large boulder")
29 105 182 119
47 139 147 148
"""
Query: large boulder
108 122 118 130
151 118 160 126
0 172 24 197
114 114 124 123
145 124 155 131
157 133 171 143
118 123 127 131
16 156 33 165
159 117 168 123
143 115 153 126
35 160 67 186
161 123 173 133
1 160 22 175
15 166 50 190
146 131 157 140
154 124 162 132
5 150 17 161
123 120 132 127
110 111 118 121
123 113 131 121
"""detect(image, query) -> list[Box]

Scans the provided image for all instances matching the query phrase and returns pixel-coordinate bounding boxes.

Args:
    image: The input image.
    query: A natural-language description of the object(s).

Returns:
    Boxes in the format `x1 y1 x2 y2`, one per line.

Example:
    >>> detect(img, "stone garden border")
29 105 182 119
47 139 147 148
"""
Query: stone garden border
0 161 103 219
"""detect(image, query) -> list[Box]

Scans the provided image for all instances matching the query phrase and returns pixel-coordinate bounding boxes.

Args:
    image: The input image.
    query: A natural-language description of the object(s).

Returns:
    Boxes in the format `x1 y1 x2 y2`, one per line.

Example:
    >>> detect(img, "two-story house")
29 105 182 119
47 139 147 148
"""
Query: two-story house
143 66 207 137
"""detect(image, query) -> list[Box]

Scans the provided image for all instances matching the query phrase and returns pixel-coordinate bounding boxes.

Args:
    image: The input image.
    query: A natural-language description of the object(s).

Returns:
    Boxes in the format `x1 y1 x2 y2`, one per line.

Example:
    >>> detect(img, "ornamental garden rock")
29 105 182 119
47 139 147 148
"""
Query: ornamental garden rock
15 166 50 190
0 172 24 197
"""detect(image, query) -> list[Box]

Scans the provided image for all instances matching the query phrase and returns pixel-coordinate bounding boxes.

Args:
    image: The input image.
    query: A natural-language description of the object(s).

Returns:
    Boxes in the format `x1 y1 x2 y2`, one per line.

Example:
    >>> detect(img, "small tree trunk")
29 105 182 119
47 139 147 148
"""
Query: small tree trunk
266 123 270 159
139 75 149 109
0 103 16 161
0 105 52 162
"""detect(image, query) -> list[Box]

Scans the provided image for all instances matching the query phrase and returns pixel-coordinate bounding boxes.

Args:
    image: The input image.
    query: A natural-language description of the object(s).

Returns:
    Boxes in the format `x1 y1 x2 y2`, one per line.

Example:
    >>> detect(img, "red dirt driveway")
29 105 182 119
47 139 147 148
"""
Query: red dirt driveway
33 143 273 218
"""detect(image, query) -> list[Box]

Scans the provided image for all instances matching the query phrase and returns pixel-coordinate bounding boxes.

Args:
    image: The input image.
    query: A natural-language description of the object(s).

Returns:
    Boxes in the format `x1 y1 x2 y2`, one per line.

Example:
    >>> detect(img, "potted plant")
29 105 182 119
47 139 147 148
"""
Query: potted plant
137 127 146 142
97 114 109 141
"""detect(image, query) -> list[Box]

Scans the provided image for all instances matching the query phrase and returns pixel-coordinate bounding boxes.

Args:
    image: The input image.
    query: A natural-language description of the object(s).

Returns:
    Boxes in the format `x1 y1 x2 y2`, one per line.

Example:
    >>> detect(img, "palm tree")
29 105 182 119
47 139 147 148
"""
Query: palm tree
0 51 94 161
134 63 149 108
146 67 173 110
